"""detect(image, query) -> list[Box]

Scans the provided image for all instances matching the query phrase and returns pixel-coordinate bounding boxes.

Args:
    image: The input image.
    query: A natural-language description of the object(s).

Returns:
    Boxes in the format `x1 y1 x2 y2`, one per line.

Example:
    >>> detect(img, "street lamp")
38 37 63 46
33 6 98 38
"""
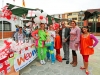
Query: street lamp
79 10 84 28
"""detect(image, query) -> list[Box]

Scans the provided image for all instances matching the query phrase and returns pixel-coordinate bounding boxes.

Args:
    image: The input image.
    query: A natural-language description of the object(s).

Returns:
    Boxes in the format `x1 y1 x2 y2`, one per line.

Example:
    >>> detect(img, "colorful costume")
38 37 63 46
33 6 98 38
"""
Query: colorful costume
55 34 62 62
80 34 98 56
31 29 47 64
46 30 56 64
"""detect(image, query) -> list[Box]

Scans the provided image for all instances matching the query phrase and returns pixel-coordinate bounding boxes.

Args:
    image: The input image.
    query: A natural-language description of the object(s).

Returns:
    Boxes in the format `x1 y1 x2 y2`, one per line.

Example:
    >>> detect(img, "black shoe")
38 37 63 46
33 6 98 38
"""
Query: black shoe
66 60 69 64
62 58 66 60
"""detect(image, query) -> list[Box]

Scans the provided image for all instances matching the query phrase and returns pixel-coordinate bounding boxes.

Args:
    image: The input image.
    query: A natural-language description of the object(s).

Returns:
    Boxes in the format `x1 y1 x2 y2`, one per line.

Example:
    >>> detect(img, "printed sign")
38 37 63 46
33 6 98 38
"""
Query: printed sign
14 47 37 72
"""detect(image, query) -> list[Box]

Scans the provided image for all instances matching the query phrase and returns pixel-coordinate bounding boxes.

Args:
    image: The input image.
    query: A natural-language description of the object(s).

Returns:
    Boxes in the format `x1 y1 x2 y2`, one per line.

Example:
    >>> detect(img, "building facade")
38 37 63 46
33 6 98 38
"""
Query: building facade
61 9 100 35
0 11 21 39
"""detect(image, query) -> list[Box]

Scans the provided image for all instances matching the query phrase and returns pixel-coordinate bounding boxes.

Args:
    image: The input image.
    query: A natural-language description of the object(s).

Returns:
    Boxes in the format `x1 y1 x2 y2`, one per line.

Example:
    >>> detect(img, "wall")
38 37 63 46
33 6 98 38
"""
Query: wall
0 31 14 39
0 17 21 31
0 14 21 39
51 14 62 19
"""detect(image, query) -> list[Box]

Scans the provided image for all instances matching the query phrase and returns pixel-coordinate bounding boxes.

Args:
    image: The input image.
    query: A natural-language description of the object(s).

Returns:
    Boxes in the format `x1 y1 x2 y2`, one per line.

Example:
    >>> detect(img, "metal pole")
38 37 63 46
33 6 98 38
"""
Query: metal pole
95 16 97 33
2 0 4 39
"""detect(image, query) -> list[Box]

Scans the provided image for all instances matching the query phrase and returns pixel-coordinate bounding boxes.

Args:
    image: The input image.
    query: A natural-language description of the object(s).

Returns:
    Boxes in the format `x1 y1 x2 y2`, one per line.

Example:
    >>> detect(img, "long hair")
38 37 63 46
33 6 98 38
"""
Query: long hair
71 20 77 25
81 26 90 33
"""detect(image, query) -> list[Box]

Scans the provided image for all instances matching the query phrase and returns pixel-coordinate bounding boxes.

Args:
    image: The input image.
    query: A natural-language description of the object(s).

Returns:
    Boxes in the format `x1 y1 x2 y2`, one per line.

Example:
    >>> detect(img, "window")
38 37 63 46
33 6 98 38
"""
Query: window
72 18 77 20
68 13 72 16
0 21 11 31
72 13 78 15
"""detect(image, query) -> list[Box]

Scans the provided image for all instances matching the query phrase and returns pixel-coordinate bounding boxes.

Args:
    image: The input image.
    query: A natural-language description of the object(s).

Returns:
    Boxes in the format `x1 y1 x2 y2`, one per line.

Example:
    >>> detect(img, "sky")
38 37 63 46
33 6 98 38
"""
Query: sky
0 0 100 15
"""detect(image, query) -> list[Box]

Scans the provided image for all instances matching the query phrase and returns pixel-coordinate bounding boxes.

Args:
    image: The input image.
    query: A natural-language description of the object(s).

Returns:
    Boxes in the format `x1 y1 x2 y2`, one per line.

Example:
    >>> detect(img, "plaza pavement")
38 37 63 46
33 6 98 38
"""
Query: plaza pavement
0 37 100 75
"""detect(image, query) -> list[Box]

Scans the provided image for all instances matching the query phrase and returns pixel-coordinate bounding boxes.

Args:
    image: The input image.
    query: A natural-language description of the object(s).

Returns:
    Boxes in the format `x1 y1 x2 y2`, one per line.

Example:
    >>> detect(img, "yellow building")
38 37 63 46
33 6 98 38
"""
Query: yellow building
62 9 100 34
62 11 84 27
62 10 100 26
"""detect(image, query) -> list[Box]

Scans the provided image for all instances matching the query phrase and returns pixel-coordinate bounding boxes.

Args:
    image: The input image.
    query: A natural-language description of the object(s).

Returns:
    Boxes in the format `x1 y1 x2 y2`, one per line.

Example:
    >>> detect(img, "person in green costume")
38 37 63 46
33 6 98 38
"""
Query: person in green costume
31 23 47 65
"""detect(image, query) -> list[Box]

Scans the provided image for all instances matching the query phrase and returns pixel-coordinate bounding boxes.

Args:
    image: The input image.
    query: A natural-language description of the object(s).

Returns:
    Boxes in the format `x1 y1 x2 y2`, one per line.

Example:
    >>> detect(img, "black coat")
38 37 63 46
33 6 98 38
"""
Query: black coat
59 27 70 43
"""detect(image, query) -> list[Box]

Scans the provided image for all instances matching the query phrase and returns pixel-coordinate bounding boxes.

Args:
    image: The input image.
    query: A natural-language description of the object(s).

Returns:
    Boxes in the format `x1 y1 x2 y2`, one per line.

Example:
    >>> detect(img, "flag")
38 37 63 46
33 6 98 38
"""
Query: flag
22 0 25 7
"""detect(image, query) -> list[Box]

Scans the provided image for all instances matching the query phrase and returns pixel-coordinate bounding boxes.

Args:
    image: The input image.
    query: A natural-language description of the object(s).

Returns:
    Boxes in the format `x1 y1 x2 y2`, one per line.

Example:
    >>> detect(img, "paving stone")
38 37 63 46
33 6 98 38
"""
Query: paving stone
30 65 37 70
45 71 55 75
29 69 38 75
20 66 31 74
52 69 60 74
21 73 30 75
37 71 46 75
44 67 53 73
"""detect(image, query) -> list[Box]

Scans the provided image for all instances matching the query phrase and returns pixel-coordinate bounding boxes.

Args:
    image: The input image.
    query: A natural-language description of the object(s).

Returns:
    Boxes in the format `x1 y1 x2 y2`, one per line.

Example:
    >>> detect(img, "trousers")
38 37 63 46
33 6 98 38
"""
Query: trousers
62 42 69 60
47 41 55 63
37 47 47 60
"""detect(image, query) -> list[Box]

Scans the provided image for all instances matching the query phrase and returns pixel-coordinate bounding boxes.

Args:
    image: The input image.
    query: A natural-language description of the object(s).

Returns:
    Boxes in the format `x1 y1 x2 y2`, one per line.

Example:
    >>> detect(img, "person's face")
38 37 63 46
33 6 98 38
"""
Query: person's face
71 22 76 27
49 25 53 30
55 28 59 33
61 22 65 28
82 28 88 33
19 28 22 32
40 23 45 30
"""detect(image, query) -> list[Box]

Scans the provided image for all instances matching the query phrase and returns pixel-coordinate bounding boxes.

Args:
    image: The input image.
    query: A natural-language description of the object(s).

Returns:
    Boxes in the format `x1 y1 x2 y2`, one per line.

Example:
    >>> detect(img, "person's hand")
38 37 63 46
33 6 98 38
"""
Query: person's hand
64 39 67 42
16 40 18 43
74 43 78 47
89 46 93 48
35 36 39 40
51 34 54 37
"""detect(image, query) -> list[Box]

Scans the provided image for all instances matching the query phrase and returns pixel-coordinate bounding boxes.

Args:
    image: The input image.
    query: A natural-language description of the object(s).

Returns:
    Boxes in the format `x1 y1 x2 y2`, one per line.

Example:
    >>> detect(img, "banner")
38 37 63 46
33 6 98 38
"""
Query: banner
14 47 37 72
0 53 19 75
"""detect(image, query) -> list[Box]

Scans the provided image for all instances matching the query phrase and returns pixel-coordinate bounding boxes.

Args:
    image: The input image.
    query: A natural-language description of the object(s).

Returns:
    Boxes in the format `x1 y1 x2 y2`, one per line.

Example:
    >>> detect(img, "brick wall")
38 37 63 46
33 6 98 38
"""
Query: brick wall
0 31 14 39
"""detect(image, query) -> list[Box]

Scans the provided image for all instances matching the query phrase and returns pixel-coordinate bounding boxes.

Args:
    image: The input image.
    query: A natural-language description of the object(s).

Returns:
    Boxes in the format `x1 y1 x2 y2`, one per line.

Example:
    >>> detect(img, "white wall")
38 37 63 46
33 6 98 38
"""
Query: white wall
0 16 21 31
51 14 62 19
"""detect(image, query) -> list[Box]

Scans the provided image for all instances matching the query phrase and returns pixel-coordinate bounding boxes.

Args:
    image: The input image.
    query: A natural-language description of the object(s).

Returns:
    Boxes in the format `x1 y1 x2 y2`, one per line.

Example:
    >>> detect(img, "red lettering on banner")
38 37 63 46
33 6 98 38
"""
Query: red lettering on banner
17 57 25 66
24 52 32 60
17 52 32 65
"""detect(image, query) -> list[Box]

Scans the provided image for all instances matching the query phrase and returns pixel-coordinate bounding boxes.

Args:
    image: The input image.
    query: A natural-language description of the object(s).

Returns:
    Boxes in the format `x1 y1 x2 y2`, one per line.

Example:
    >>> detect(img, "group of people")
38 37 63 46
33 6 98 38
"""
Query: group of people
14 20 99 75
31 20 99 75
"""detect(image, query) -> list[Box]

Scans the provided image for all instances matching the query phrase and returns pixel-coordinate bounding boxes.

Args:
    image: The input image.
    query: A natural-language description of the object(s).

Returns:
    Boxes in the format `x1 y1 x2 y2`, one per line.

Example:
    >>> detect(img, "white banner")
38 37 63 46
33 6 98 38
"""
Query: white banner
14 47 37 72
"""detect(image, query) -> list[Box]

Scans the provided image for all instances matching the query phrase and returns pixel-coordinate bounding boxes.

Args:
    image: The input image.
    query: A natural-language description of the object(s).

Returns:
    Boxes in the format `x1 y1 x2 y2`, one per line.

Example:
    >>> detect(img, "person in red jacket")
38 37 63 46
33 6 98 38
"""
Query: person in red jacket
55 28 62 62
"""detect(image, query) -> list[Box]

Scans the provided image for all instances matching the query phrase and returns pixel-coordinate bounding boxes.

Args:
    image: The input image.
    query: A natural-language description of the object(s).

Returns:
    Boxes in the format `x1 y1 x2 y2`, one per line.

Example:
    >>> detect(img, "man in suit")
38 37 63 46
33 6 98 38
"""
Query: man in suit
59 21 70 64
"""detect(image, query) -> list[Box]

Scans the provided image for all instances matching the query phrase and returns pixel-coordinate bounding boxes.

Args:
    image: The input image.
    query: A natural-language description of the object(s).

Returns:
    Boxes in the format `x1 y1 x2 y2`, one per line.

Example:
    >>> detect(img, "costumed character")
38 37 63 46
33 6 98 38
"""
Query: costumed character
31 10 48 65
53 23 62 62
46 24 56 64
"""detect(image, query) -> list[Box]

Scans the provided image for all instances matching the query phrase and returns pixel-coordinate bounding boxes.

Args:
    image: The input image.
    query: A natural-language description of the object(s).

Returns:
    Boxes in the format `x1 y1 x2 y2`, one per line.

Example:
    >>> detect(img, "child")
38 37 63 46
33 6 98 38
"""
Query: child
55 28 62 62
46 24 56 64
80 26 98 75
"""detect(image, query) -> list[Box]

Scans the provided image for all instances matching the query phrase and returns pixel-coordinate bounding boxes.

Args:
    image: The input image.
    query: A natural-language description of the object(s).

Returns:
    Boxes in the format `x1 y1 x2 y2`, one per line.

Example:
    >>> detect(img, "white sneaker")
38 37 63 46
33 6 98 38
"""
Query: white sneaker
42 60 46 64
40 60 43 65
